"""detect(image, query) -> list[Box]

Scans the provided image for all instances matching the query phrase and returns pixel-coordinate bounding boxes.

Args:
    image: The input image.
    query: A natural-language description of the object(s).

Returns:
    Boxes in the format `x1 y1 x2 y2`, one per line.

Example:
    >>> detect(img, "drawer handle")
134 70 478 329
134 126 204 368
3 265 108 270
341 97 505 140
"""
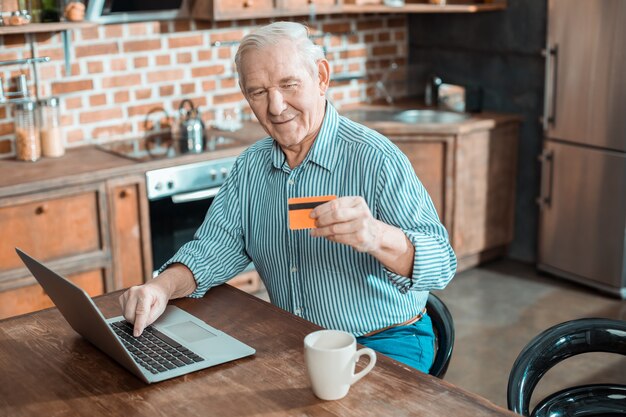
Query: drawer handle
35 204 47 215
119 189 128 199
243 0 253 7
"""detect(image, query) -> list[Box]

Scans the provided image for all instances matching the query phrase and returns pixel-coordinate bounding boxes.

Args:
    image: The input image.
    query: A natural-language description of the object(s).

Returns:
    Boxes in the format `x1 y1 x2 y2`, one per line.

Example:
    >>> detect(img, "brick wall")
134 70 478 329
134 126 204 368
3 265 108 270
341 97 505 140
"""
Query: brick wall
0 14 407 159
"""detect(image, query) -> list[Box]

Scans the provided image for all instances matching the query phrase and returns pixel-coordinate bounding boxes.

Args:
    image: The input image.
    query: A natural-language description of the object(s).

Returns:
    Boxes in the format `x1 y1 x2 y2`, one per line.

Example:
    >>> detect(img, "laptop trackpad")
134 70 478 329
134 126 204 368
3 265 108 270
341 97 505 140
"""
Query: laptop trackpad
166 321 217 343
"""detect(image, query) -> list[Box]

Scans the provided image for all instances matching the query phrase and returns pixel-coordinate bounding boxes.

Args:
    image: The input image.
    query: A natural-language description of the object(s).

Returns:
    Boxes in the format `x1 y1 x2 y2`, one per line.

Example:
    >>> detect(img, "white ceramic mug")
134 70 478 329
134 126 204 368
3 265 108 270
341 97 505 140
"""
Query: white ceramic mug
304 329 377 401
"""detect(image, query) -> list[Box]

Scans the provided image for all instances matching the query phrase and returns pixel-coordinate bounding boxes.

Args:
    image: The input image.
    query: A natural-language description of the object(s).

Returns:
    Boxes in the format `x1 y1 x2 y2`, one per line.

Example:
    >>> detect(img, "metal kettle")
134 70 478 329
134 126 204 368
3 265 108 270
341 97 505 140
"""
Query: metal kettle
178 99 205 153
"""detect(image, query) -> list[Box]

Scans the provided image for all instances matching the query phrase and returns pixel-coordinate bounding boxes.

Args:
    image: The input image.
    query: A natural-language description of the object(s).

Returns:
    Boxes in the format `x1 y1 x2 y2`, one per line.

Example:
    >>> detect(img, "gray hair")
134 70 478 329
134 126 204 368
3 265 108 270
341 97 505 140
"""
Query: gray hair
235 22 326 83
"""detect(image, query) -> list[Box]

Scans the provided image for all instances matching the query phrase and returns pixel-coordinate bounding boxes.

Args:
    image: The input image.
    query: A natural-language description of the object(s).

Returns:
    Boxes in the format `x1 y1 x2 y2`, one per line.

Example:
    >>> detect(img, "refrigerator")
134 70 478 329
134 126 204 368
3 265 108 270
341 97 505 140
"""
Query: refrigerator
537 0 626 298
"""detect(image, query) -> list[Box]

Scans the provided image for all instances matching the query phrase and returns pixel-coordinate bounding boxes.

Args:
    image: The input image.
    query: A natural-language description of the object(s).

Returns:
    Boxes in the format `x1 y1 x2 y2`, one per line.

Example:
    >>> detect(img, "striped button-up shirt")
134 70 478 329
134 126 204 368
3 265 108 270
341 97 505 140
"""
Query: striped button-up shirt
161 102 456 336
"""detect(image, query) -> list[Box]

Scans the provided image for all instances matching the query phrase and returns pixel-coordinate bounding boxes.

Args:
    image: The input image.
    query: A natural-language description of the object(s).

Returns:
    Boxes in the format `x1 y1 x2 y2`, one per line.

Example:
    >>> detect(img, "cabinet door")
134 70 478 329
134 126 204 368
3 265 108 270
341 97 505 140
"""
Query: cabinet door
394 139 452 226
0 185 104 272
0 268 105 319
547 0 626 152
454 126 518 258
107 178 152 290
538 140 626 289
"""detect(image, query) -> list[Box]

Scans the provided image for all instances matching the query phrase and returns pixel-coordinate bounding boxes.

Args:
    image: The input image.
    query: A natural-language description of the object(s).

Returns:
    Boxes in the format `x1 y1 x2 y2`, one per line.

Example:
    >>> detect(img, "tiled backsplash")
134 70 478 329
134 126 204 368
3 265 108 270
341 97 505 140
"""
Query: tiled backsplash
0 14 407 159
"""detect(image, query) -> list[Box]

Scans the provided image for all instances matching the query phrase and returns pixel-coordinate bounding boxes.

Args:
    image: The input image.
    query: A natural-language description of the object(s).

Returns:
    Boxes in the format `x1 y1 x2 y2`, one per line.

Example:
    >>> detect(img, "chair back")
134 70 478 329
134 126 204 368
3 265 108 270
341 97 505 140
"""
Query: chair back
532 384 626 417
507 318 626 416
427 292 455 379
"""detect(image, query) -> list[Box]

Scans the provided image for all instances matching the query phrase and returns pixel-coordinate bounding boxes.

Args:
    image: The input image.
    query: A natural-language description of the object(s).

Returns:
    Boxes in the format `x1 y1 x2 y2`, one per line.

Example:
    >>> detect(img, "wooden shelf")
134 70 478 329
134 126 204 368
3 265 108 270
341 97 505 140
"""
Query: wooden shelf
0 21 96 35
0 3 505 33
0 2 506 31
342 2 506 13
211 1 505 20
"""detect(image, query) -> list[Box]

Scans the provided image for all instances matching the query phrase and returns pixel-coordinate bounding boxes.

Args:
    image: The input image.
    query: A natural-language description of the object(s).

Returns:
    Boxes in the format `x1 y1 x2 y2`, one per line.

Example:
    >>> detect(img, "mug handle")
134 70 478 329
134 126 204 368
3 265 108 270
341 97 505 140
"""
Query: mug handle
350 347 377 385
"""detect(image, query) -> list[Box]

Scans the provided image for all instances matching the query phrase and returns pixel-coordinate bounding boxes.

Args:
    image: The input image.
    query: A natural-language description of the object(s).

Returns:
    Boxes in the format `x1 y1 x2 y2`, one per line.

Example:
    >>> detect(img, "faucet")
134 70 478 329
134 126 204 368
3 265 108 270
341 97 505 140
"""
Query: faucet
374 80 394 104
424 75 442 107
370 61 399 105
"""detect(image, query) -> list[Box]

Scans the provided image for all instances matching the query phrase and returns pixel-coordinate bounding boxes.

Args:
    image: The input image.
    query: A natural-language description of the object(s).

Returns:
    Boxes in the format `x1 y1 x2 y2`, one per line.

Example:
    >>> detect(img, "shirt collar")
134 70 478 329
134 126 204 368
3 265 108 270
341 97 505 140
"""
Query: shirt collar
271 101 340 172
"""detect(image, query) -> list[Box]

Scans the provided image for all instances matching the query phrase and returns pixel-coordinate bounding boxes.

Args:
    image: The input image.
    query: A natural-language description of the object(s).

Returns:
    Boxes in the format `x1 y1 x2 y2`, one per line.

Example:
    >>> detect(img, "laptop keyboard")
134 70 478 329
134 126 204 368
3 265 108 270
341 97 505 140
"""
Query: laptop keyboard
110 320 205 374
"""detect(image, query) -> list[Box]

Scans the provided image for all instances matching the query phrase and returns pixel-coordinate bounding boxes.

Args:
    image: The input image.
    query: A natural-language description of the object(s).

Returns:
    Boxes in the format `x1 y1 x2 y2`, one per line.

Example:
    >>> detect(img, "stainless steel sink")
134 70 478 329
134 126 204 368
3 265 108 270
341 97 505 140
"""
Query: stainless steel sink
342 109 471 124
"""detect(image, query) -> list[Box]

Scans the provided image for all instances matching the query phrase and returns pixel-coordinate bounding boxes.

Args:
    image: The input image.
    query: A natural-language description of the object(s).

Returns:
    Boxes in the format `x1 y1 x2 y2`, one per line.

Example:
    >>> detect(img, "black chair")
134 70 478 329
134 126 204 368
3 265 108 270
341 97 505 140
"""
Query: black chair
426 292 455 379
507 318 626 417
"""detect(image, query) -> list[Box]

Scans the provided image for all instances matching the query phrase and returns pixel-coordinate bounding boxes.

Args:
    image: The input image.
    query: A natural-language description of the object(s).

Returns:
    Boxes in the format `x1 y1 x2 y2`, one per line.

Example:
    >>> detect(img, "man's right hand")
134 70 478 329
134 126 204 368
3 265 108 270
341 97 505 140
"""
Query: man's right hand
118 263 197 337
119 280 170 337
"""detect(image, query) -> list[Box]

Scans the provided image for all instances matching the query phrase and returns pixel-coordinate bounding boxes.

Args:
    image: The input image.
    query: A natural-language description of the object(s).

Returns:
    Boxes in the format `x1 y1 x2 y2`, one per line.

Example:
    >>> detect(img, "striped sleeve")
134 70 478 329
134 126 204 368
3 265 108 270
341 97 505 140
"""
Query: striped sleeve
376 149 457 293
157 158 251 298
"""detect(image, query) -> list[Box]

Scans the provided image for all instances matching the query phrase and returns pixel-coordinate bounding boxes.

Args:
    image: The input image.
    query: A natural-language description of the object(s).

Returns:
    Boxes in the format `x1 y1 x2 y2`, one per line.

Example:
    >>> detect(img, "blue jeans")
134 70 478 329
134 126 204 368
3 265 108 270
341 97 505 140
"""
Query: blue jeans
356 313 435 373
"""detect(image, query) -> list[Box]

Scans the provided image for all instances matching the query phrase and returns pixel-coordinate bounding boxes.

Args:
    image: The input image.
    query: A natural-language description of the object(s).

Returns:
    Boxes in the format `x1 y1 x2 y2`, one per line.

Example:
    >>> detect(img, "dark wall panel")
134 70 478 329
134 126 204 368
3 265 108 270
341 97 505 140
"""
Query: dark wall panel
408 1 547 262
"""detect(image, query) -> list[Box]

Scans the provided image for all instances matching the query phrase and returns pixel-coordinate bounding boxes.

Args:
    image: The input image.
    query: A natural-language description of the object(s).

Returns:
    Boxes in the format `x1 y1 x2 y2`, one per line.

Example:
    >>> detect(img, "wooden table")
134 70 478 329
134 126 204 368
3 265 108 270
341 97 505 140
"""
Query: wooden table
0 285 516 417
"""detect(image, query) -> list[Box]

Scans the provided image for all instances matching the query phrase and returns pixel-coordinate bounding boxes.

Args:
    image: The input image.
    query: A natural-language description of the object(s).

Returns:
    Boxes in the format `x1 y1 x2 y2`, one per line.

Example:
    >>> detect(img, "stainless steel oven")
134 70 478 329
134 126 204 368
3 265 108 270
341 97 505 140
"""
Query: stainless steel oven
145 157 236 272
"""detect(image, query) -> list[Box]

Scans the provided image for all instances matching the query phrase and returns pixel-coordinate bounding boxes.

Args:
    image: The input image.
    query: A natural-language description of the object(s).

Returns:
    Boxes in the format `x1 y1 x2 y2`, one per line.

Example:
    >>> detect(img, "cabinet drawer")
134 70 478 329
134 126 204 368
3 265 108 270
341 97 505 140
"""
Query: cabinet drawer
227 270 261 293
0 191 102 272
204 0 274 19
282 0 338 10
0 268 105 319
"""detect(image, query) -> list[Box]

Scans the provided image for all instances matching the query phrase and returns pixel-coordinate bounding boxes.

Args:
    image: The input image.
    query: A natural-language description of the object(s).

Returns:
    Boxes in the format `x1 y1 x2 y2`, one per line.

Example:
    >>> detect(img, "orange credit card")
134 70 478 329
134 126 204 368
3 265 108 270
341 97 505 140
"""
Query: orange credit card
288 195 337 230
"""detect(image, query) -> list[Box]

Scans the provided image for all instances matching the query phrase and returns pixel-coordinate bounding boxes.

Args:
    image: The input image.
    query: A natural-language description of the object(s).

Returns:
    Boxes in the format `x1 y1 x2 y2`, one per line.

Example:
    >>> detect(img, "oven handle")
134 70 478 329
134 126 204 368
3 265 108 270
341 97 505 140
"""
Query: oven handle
171 187 220 204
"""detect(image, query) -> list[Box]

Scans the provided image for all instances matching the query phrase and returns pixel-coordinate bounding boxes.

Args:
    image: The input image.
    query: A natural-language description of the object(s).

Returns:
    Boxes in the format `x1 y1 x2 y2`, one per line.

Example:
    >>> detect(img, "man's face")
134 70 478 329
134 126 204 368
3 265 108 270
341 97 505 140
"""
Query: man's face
239 41 328 150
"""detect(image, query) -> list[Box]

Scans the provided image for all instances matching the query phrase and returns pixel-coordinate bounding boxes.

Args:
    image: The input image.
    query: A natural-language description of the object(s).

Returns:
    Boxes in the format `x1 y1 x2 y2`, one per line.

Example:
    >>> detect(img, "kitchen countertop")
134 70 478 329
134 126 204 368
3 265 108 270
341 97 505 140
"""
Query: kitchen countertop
0 105 521 199
0 122 267 199
340 102 522 136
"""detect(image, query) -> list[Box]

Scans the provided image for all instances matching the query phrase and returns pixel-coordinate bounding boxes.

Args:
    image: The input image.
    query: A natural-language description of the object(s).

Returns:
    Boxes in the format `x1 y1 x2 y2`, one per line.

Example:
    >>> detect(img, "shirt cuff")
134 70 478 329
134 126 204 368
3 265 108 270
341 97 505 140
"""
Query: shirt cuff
383 231 455 293
157 249 211 298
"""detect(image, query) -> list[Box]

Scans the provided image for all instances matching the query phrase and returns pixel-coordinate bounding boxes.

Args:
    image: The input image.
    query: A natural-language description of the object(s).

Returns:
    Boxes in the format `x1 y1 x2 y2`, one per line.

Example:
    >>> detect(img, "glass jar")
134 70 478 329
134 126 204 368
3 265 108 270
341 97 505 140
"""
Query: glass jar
28 0 43 23
40 0 61 22
14 100 41 162
39 96 65 157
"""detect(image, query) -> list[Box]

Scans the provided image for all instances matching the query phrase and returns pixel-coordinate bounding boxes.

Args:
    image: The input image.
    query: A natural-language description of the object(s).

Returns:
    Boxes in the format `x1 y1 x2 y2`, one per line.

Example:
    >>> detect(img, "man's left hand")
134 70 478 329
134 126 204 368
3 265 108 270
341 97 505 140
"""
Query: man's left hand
309 196 382 253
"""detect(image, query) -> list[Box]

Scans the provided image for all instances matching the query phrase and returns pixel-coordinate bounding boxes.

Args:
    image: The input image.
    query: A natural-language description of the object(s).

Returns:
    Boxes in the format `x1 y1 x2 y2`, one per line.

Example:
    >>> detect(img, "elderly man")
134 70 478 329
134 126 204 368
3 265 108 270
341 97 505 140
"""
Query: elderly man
120 21 456 373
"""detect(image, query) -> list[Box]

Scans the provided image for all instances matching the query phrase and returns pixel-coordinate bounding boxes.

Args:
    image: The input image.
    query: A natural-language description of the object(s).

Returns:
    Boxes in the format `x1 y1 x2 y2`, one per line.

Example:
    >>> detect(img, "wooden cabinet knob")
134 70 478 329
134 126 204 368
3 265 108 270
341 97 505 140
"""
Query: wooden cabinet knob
308 0 314 4
119 189 129 199
35 204 47 215
243 0 253 7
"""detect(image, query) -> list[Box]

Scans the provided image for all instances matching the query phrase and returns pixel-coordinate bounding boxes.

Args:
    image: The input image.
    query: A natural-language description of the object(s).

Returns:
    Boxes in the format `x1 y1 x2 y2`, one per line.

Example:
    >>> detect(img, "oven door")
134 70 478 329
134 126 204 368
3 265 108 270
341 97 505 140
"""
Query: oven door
149 188 218 272
145 157 236 273
145 157 257 288
149 187 257 287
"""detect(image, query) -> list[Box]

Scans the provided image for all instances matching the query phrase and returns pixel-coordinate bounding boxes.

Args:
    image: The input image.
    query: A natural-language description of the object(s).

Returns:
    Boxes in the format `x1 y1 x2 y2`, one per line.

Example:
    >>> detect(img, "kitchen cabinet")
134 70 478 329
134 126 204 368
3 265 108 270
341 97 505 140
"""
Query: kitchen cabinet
190 0 276 21
189 0 341 21
280 0 340 15
392 119 519 272
0 182 114 319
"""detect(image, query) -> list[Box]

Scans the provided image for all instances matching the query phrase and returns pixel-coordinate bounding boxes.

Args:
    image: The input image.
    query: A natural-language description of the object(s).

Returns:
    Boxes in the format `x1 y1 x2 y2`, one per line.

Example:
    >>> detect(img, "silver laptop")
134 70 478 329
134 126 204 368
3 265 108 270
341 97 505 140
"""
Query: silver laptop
16 248 255 384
